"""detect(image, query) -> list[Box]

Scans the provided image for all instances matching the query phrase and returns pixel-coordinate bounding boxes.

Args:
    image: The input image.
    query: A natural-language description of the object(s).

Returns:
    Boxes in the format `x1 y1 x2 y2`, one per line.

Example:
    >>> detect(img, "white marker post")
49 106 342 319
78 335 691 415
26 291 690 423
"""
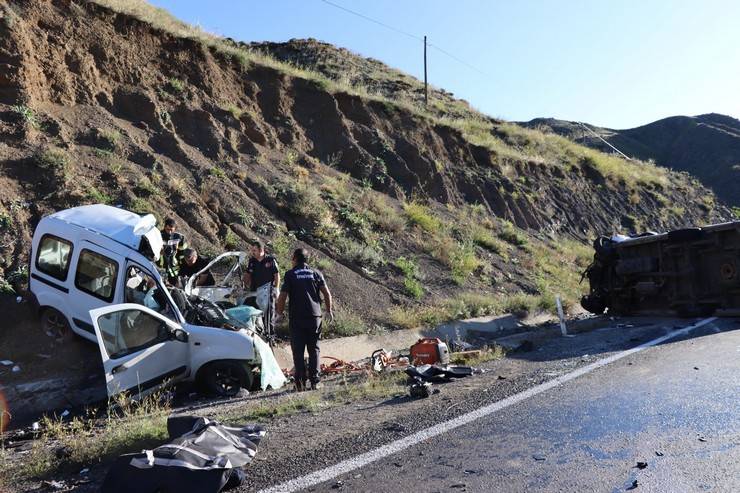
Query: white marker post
555 295 570 337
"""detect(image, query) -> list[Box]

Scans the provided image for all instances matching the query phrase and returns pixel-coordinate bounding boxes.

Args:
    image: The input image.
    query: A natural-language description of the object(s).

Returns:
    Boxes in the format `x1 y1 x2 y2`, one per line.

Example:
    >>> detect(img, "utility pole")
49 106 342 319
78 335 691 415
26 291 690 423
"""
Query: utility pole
423 35 428 106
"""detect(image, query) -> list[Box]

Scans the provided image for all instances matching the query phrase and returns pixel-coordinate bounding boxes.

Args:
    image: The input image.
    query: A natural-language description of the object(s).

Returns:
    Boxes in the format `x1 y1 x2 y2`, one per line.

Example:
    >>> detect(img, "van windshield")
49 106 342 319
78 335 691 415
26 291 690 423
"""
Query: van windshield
124 265 177 321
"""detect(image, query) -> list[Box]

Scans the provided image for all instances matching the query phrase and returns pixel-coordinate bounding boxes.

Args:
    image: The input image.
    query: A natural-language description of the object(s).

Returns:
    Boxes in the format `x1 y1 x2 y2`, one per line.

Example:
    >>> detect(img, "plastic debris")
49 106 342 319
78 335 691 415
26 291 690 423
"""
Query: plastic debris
79 468 90 475
0 360 13 366
15 296 22 303
533 454 547 461
655 451 664 457
60 409 70 418
11 365 20 373
635 461 648 469
626 479 639 490
31 422 40 431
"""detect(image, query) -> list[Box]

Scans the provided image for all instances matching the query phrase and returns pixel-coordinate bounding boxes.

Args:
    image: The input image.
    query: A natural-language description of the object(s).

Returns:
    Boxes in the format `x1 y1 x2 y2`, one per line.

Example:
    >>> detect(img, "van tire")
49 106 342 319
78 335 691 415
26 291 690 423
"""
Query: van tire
40 307 71 340
199 360 252 397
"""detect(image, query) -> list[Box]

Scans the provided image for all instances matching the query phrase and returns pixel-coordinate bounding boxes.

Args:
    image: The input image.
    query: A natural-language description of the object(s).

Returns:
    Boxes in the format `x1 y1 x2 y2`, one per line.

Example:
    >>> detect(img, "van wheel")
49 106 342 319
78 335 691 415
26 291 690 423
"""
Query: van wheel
200 361 251 397
40 308 71 340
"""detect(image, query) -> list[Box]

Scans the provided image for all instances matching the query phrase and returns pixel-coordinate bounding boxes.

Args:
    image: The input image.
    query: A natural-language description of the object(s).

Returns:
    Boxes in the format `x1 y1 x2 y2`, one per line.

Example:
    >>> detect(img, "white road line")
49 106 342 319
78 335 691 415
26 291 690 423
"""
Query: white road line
258 317 718 493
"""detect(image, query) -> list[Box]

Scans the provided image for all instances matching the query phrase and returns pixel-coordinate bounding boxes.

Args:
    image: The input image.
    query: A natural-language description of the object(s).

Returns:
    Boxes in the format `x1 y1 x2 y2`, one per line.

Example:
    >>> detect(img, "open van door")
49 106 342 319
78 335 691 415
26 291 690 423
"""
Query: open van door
90 303 191 399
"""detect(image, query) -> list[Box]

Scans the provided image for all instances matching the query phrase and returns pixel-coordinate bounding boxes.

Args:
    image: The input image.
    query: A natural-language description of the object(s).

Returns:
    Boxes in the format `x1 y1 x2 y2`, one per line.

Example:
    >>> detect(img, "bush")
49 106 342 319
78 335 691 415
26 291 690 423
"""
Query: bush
394 256 423 299
471 226 506 255
403 202 442 233
498 221 528 247
86 186 113 204
167 77 185 94
209 166 226 180
12 104 40 129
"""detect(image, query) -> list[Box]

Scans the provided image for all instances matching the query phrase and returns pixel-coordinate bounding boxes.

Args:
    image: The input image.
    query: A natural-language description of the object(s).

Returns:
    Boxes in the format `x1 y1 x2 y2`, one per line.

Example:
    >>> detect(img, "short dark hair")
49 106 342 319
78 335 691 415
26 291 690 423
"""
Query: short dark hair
250 239 263 250
164 217 176 228
182 248 196 258
293 248 309 264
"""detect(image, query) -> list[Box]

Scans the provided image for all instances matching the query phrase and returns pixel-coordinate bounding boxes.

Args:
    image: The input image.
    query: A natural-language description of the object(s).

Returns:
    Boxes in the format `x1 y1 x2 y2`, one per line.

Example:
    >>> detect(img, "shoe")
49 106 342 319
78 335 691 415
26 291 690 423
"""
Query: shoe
310 381 323 390
294 381 305 392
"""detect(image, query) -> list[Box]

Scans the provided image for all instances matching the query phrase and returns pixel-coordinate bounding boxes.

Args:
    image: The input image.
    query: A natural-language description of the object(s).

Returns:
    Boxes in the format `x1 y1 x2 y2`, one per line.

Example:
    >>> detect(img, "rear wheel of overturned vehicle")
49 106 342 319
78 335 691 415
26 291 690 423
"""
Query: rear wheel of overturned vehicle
200 361 252 397
40 308 71 340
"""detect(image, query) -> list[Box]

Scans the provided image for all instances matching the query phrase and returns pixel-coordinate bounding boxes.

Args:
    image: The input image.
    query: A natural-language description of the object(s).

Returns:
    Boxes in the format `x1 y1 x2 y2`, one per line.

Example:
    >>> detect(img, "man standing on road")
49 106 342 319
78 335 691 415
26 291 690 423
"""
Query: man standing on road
243 239 280 337
276 248 333 391
159 217 188 285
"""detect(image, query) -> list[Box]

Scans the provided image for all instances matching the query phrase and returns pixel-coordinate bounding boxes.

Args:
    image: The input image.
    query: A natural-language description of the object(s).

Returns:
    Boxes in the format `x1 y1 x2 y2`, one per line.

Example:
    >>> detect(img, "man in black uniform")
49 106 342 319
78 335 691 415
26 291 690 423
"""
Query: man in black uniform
243 240 280 337
276 248 333 391
178 248 215 287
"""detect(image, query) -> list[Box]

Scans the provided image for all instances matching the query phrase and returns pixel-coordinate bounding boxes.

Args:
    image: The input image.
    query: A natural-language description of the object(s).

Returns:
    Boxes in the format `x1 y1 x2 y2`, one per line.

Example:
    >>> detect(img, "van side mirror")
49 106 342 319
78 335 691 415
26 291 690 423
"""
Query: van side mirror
171 328 189 343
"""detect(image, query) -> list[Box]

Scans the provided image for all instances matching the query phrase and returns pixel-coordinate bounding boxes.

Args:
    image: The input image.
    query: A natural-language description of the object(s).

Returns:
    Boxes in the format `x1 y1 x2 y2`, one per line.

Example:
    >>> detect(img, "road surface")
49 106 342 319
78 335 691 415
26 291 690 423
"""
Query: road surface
266 318 740 492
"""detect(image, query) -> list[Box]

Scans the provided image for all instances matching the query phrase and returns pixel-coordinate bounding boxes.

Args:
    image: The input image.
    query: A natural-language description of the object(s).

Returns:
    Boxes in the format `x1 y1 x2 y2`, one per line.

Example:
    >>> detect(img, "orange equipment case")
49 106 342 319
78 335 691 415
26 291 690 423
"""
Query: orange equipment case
410 338 450 365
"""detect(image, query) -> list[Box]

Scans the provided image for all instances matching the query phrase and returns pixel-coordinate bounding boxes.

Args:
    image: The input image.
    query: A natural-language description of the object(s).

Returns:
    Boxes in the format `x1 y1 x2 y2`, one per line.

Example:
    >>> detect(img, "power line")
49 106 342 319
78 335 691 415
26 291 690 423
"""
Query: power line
317 0 489 78
576 122 633 160
318 0 423 43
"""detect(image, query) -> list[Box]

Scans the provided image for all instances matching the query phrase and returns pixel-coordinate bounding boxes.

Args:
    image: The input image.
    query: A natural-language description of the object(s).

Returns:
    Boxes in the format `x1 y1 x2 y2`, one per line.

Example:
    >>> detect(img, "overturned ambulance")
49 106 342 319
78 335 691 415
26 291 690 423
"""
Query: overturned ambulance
28 204 286 399
581 221 740 317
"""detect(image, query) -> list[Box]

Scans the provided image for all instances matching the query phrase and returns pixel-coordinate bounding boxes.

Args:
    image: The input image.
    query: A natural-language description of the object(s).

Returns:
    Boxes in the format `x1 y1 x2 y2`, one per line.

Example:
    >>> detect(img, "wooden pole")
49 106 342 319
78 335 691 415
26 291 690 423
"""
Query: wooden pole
423 35 428 106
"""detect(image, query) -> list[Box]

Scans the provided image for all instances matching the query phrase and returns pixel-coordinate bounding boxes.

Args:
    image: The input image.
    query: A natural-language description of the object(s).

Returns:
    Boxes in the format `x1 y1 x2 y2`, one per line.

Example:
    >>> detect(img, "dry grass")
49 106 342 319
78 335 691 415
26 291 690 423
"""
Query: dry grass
7 391 171 482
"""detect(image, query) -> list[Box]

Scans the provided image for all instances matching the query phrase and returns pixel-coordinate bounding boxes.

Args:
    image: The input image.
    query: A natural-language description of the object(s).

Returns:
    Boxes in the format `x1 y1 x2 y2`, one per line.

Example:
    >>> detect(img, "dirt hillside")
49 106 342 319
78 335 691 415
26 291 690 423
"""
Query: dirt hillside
0 0 732 339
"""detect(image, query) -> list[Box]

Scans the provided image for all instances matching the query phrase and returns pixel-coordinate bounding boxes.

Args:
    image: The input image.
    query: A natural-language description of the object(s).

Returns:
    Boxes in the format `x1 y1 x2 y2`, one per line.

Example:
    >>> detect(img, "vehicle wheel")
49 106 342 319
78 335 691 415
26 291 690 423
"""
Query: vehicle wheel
40 308 71 340
201 361 251 397
580 295 606 315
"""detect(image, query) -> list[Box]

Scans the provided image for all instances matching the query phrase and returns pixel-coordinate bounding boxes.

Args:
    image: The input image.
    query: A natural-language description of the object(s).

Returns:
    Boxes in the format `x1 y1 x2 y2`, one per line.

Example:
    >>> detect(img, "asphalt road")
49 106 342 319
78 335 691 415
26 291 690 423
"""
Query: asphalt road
289 318 740 492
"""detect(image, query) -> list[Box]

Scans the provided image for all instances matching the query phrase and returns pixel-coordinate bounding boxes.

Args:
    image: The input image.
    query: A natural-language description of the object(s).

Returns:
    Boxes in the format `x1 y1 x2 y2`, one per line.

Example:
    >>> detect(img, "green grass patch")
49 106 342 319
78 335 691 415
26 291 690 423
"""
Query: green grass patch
394 256 423 299
86 186 113 204
209 166 227 180
498 221 528 247
403 202 442 233
12 104 40 129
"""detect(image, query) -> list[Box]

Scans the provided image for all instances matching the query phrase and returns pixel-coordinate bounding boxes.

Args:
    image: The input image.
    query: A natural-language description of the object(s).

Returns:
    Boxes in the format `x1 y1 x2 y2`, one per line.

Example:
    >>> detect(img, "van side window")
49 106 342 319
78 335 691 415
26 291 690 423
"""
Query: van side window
75 250 118 302
36 235 73 281
97 309 169 359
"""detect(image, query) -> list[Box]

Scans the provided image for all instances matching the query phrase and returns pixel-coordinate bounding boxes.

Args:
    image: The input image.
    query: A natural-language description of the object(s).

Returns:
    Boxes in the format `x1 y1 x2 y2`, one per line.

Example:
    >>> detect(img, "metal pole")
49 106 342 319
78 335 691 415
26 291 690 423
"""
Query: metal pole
423 35 428 106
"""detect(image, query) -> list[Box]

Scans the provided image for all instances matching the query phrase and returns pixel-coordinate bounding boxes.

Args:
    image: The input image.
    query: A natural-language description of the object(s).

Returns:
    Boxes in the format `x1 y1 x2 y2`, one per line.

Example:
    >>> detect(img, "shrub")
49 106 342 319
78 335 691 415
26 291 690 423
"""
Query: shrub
224 229 239 249
12 104 40 129
0 210 11 230
498 221 528 247
209 166 226 180
471 226 506 255
403 202 442 233
35 147 71 184
86 186 113 204
167 77 185 94
394 256 423 299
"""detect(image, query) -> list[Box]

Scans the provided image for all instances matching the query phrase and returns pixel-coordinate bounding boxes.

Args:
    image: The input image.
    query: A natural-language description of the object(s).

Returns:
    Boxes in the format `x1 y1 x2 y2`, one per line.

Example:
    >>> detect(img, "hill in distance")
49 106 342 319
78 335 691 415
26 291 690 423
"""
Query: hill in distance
521 114 740 208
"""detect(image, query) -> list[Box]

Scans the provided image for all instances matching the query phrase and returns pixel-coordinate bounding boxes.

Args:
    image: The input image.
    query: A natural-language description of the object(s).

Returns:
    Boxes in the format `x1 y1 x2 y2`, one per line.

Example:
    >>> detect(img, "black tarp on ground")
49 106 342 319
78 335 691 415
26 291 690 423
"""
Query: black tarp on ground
405 364 474 382
102 416 265 493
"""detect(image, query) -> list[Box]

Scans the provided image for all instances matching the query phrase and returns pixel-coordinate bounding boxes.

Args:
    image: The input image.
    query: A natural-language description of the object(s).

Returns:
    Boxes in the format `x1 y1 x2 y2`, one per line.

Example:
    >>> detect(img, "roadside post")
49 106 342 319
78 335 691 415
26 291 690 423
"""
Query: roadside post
556 295 574 337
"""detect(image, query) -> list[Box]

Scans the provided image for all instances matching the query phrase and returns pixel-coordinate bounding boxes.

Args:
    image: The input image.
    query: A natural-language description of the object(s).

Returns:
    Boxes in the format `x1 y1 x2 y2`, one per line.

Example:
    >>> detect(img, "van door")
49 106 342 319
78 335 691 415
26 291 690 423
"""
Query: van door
68 242 121 339
90 303 190 399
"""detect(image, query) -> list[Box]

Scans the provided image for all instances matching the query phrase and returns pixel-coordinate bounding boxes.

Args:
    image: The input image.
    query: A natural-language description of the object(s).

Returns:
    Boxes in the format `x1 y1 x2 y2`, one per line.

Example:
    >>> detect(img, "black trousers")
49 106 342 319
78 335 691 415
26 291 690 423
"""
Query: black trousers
290 317 322 384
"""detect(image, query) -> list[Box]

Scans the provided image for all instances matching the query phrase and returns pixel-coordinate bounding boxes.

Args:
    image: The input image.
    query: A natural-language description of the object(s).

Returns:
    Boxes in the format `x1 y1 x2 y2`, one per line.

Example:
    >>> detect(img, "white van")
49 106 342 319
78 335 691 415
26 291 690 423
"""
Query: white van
28 204 285 398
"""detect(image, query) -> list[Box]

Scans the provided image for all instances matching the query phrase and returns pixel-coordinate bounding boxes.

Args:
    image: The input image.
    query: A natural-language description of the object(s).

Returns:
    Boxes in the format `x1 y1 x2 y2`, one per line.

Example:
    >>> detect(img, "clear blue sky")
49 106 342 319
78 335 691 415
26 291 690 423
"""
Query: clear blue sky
150 0 740 129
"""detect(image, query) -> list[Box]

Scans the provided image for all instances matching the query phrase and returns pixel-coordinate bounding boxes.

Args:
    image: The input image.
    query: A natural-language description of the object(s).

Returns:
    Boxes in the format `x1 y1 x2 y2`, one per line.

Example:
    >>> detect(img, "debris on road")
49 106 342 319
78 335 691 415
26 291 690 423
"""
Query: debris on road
405 364 474 383
409 379 433 398
635 461 648 469
626 479 639 490
532 454 547 461
655 451 664 457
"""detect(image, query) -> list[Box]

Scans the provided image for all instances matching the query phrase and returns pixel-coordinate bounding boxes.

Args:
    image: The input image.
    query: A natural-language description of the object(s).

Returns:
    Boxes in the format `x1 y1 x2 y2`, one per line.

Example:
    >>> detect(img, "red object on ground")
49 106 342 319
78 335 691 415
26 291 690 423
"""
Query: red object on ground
410 338 450 365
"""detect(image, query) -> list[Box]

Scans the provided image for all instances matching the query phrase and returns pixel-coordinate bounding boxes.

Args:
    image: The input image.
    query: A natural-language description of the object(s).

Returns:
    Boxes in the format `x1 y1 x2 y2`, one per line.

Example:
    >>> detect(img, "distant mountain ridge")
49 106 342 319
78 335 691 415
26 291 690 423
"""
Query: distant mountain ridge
521 113 740 207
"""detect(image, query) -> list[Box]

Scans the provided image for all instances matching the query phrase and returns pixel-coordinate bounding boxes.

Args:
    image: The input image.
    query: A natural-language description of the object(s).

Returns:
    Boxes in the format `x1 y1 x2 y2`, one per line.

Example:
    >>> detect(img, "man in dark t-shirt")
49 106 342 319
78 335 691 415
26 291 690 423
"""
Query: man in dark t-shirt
179 248 214 287
243 239 280 337
277 248 333 391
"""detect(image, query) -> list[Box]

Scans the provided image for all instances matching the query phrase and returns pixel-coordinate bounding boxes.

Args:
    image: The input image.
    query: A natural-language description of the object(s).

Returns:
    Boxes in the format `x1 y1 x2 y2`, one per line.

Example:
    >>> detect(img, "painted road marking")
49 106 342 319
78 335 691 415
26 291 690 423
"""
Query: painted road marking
258 318 718 493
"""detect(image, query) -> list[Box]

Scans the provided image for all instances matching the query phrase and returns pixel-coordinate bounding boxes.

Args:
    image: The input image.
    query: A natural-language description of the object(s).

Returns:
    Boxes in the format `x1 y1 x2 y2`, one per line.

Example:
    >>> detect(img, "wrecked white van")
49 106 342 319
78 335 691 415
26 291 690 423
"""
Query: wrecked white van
28 204 285 398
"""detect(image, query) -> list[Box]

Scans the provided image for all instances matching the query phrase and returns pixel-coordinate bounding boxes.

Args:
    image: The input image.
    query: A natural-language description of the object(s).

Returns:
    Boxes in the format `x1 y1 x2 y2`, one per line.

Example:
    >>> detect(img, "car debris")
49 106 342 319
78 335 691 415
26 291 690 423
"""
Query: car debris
581 221 740 317
635 461 648 469
102 415 264 493
405 364 474 383
409 379 433 398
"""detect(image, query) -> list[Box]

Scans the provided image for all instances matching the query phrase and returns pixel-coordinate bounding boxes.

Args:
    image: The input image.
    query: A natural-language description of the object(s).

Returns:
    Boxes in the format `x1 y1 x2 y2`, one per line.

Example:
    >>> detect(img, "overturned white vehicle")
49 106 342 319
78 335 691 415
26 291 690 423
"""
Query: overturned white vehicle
28 205 286 398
